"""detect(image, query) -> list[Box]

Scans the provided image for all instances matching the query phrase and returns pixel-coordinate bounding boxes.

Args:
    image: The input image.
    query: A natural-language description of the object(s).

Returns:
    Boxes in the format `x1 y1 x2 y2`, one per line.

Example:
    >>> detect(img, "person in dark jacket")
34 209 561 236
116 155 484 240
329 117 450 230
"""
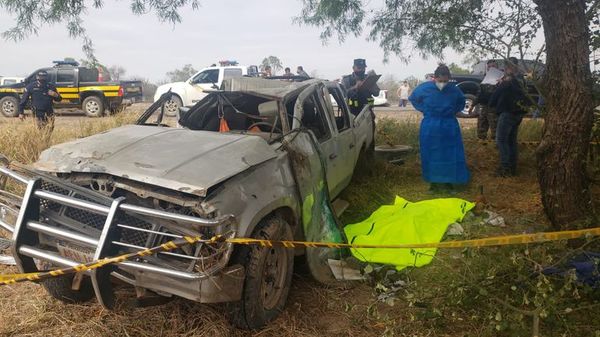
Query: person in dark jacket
18 70 62 129
489 57 527 177
341 58 380 115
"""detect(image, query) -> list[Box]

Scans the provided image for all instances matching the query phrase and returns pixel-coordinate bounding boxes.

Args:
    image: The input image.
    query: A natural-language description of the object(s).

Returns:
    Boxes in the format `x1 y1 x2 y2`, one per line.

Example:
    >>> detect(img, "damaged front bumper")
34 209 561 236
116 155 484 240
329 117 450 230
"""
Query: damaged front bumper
0 166 244 308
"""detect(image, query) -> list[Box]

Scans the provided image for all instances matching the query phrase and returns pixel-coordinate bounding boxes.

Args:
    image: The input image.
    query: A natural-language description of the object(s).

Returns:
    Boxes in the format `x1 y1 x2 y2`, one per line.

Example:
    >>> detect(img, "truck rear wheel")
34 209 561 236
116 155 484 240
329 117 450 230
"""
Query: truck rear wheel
228 216 294 329
83 96 105 117
0 96 20 117
162 96 182 117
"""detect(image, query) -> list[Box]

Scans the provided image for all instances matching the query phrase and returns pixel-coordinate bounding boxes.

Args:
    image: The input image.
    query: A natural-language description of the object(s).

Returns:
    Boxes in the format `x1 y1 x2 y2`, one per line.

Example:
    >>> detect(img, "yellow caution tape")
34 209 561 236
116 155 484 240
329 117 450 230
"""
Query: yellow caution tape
1 226 600 285
229 226 600 249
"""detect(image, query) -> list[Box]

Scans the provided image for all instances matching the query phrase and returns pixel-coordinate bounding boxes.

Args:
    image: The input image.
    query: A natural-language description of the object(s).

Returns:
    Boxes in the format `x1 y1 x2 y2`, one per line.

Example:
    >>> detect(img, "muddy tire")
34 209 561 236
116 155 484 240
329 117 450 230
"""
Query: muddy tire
162 96 182 117
0 96 20 117
228 216 294 329
38 262 95 303
83 96 105 117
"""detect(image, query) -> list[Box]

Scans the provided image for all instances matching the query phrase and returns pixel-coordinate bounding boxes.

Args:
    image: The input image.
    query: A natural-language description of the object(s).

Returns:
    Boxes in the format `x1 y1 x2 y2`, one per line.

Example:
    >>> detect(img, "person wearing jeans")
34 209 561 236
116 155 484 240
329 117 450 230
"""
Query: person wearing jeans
489 57 527 177
495 112 522 175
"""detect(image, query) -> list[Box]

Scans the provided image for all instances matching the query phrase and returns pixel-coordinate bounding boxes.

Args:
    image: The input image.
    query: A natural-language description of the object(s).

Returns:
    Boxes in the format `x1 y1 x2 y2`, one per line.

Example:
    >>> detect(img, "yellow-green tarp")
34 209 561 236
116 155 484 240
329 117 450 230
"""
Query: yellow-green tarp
344 196 475 270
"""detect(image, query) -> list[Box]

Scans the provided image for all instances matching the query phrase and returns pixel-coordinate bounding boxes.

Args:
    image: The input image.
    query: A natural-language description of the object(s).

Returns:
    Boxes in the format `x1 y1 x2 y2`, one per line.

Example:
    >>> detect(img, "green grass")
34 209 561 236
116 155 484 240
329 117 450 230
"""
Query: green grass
339 117 600 337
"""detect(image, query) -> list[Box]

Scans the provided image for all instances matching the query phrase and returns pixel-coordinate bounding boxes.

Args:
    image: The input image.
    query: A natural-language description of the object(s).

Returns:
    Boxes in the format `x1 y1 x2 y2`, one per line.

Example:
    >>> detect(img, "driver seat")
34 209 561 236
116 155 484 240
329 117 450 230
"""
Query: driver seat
250 101 279 133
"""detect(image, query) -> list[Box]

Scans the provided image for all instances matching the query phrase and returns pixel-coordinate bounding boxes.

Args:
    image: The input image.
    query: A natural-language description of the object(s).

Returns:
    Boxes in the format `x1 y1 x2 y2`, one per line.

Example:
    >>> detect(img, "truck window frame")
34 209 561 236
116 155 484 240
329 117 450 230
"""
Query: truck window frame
324 86 351 133
191 69 220 84
56 68 76 85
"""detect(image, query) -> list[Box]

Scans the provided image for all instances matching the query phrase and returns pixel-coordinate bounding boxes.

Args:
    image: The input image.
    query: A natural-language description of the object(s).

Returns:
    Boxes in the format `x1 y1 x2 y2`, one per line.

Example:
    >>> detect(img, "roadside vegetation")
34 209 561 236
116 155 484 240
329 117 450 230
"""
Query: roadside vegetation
0 110 598 336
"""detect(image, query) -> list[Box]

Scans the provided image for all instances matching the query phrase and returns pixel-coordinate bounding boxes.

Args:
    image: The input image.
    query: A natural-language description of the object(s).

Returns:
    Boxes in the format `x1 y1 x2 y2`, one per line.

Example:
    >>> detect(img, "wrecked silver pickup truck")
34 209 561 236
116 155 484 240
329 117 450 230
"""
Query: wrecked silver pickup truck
0 77 374 328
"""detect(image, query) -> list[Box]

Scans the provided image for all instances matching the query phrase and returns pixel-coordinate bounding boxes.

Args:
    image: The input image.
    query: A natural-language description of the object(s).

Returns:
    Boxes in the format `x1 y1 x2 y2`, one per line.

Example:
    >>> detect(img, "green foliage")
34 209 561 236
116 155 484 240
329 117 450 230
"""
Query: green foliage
447 62 470 75
375 117 420 149
296 0 542 61
294 0 365 42
0 0 200 62
166 64 197 82
260 56 283 74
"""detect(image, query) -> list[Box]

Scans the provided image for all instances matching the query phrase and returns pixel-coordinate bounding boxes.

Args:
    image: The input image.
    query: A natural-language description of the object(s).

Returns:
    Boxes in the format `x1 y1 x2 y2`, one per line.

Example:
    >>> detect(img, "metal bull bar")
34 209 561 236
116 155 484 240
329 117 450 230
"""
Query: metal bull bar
0 166 240 308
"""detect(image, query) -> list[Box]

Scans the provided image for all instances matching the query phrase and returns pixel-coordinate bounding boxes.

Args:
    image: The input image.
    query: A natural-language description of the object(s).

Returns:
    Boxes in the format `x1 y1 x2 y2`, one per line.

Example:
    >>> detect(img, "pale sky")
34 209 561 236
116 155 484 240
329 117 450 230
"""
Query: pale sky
0 1 479 83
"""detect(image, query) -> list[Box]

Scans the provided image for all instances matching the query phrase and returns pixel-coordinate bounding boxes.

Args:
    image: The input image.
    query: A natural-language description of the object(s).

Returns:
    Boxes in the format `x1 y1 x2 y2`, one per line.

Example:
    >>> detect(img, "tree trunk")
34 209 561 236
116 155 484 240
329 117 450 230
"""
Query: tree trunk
534 0 595 229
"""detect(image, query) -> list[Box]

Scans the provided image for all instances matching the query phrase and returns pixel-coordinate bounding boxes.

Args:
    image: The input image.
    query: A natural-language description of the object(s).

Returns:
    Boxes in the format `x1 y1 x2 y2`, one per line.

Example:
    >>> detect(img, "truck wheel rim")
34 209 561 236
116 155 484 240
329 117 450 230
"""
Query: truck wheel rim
165 100 179 114
2 101 15 114
462 99 473 115
261 245 287 310
86 101 99 114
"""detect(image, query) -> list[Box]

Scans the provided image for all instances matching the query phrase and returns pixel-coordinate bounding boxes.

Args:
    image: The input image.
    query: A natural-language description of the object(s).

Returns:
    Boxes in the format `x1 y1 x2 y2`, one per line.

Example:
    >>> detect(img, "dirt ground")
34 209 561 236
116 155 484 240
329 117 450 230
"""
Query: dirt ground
0 104 581 337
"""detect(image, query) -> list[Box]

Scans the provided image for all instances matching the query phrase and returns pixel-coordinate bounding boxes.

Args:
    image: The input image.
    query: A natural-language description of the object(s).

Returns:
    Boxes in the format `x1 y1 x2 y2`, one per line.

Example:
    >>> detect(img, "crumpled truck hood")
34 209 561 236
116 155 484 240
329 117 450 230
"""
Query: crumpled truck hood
35 125 278 197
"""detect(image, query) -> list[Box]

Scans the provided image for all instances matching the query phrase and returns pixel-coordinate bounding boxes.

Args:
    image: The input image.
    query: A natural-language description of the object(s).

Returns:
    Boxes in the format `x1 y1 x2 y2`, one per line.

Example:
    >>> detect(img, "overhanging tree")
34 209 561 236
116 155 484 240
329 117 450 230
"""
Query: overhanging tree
0 0 200 62
261 56 284 74
166 64 197 82
297 0 595 229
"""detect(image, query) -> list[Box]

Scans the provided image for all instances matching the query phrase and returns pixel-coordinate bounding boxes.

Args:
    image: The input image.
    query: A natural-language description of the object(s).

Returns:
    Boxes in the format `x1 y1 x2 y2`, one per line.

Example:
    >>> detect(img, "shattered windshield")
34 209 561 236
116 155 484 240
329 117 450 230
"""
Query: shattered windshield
137 91 285 136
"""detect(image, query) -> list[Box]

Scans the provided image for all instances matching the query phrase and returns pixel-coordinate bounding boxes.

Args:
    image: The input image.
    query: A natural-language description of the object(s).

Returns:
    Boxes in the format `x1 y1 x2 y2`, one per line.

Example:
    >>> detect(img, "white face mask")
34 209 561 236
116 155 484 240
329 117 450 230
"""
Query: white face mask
435 82 447 91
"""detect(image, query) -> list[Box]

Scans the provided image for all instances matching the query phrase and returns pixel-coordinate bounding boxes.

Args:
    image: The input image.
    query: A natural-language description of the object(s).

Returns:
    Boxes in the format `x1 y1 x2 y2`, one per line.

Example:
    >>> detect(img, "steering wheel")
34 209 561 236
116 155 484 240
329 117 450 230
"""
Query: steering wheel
247 122 282 133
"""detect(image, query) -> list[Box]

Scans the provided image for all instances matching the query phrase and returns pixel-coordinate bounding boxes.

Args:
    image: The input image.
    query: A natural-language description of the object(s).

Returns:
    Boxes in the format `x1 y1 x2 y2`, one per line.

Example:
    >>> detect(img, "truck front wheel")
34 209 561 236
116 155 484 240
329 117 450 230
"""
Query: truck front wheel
0 96 20 117
228 216 294 329
38 261 95 303
162 96 182 117
82 96 105 117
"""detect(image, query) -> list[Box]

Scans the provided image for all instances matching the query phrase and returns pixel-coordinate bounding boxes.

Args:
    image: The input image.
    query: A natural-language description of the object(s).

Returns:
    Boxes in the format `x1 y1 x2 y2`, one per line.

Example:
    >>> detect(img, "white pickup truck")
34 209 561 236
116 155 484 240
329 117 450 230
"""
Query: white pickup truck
154 65 258 116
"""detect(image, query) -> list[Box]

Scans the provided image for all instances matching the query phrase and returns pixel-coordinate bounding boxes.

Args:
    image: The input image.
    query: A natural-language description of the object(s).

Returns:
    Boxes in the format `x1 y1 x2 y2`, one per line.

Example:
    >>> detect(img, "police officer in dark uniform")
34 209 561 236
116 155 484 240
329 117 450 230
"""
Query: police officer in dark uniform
18 70 62 129
341 58 380 115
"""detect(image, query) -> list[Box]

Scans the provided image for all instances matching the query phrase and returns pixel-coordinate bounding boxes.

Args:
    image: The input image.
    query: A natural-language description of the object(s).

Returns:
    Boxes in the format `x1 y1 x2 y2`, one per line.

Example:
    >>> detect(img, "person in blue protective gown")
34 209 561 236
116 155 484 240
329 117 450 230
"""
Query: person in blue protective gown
409 64 470 192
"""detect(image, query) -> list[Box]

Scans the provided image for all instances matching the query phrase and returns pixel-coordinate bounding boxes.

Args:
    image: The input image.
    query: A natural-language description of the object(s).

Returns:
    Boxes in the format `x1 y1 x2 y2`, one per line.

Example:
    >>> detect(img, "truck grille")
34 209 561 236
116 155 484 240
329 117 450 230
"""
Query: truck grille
0 166 236 307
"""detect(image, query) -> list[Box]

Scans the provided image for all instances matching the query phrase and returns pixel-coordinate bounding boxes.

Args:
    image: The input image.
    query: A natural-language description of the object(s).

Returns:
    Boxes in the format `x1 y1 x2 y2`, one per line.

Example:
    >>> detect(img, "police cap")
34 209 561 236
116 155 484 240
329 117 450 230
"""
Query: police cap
353 58 367 68
36 70 48 77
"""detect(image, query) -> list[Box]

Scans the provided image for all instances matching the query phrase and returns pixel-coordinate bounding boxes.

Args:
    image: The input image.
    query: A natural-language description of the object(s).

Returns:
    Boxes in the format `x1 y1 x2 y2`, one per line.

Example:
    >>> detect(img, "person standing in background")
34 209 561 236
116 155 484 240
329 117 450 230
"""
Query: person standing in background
341 58 380 115
261 65 272 78
397 81 410 108
475 60 500 140
409 64 470 193
283 67 293 79
490 57 528 177
18 70 62 130
296 66 310 78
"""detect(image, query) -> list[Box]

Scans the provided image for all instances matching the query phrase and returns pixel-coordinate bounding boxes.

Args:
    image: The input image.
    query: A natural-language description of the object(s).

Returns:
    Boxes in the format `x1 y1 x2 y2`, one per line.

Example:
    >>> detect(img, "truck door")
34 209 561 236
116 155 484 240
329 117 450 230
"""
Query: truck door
321 85 359 195
55 68 79 107
186 68 220 105
293 84 346 198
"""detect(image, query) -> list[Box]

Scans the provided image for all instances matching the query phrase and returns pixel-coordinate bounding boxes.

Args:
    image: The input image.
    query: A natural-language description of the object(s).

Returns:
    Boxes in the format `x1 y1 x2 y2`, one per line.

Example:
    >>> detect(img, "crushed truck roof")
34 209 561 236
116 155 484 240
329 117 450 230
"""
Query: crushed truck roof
221 77 321 100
